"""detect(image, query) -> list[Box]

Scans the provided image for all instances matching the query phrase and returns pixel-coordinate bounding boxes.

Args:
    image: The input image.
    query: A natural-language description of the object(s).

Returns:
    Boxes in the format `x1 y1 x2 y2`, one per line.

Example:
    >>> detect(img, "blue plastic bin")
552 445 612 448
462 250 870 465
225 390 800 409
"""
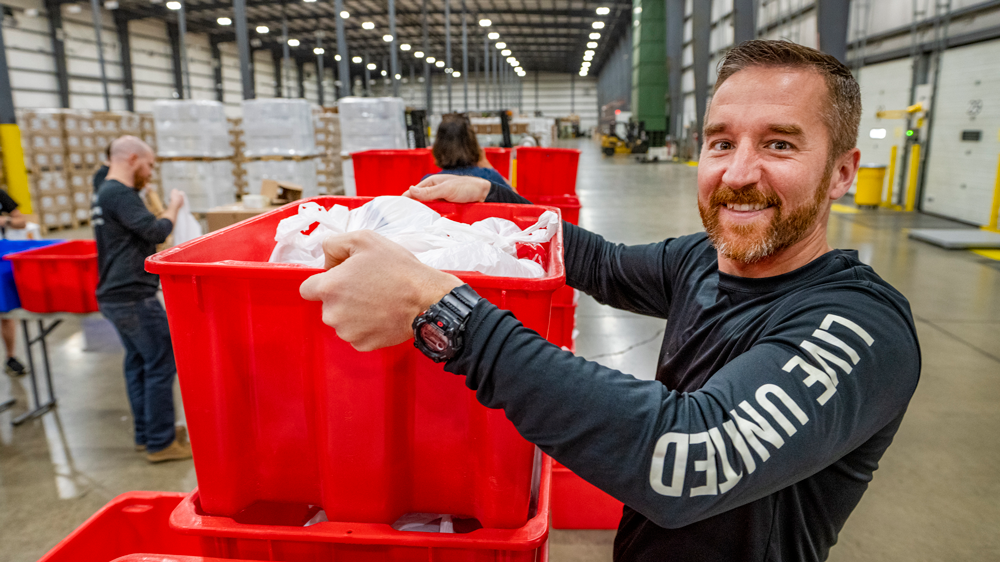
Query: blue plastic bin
0 239 63 312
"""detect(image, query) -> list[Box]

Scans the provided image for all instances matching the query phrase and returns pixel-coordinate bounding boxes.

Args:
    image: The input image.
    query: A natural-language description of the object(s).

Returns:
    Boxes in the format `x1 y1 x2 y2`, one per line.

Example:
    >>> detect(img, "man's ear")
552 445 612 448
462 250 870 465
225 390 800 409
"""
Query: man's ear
829 148 861 201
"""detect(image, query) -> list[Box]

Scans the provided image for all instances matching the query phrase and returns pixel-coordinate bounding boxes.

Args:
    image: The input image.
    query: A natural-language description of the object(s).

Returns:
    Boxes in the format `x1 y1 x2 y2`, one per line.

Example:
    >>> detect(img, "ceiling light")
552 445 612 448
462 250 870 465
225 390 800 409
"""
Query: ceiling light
287 38 299 46
501 49 511 56
395 73 401 79
217 17 231 25
582 61 591 67
506 57 515 63
367 63 376 70
584 50 595 56
479 19 491 27
495 42 506 49
583 54 593 61
587 42 598 48
335 54 341 60
400 43 411 51
596 6 610 15
579 71 588 77
414 51 424 58
383 34 393 42
313 47 324 54
590 32 601 39
633 6 642 13
165 1 181 9
453 71 461 77
445 67 453 73
362 21 375 30
352 56 362 63
488 32 499 40
303 0 316 3
426 56 436 62
381 70 387 76
435 60 445 67
592 21 605 29
340 10 349 18
256 25 269 33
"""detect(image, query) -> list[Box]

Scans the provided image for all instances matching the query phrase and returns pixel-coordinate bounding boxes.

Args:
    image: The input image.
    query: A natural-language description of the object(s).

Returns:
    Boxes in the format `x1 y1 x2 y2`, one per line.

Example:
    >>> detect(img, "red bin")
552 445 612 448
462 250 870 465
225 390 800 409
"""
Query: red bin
537 195 581 226
6 240 99 313
352 149 439 196
551 461 624 530
145 197 565 529
514 147 581 198
483 147 513 180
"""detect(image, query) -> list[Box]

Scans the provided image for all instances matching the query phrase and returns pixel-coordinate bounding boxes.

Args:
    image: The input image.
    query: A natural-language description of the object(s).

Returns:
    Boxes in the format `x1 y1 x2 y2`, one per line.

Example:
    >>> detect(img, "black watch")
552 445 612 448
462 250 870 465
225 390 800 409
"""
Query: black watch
413 284 482 363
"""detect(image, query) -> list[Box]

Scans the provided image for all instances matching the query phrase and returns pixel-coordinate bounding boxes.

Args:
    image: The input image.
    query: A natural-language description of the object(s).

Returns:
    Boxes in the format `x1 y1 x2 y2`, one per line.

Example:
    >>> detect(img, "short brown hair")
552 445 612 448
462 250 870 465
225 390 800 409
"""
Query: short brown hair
714 40 862 159
433 114 481 169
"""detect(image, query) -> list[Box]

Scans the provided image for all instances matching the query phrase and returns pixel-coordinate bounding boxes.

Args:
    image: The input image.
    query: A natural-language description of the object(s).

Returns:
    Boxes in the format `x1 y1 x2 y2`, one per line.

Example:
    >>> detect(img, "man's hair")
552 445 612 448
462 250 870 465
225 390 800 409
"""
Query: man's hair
714 40 862 159
433 114 481 169
109 135 153 162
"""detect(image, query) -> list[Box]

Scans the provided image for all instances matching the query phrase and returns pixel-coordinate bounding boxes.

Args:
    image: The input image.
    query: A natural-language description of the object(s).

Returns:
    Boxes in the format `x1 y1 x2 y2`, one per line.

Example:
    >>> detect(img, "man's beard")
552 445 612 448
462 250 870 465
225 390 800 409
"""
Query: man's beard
133 170 148 190
698 166 832 264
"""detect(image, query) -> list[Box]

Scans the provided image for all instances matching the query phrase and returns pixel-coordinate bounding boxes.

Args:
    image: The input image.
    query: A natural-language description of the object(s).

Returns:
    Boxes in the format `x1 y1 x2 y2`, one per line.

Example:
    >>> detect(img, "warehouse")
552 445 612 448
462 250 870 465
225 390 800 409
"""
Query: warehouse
0 0 998 561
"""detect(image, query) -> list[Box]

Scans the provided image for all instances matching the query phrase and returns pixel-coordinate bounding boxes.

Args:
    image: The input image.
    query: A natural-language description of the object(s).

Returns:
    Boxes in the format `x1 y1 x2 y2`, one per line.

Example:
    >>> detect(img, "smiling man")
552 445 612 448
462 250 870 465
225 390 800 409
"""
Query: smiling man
300 40 921 561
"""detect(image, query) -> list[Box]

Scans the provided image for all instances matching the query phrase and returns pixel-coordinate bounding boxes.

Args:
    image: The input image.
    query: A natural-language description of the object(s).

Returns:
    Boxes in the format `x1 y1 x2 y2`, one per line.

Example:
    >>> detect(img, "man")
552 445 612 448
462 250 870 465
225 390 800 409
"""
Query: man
300 41 921 561
0 188 30 376
92 135 191 463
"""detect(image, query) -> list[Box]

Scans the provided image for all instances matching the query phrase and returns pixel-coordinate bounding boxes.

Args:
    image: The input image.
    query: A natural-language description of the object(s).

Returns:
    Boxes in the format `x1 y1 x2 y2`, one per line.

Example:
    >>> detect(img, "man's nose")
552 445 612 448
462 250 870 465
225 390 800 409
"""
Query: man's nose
721 143 761 189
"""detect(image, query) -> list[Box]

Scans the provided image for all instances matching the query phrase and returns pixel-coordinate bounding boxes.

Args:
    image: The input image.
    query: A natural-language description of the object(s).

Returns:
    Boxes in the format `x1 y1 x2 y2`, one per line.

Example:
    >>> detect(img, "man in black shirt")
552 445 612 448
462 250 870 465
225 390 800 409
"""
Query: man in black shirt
0 189 30 376
92 135 190 463
299 41 921 561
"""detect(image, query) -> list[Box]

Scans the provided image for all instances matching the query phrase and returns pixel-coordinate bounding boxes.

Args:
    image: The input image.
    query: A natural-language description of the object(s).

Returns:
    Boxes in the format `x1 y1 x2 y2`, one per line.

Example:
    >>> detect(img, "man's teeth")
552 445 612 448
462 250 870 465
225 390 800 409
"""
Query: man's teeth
726 203 767 211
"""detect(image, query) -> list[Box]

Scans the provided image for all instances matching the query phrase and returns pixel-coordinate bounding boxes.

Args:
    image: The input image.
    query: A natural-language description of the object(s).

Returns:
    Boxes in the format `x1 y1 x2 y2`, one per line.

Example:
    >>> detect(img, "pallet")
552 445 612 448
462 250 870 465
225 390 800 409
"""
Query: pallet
39 220 81 235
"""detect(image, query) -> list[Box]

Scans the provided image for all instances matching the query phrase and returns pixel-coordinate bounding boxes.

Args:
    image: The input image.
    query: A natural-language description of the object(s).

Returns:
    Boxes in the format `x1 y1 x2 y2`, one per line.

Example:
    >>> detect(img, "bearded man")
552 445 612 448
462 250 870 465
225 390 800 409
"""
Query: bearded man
300 40 921 561
92 135 191 463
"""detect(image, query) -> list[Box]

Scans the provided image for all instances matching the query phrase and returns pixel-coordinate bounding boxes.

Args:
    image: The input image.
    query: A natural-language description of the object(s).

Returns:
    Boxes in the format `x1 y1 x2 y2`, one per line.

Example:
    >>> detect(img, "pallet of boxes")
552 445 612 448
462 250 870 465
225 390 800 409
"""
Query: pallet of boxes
20 110 88 233
228 117 248 197
314 111 344 195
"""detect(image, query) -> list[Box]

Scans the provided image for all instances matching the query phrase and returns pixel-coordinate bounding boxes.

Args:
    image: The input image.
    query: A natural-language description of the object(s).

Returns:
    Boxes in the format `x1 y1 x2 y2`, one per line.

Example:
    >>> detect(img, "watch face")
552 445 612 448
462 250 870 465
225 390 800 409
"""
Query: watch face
419 322 450 353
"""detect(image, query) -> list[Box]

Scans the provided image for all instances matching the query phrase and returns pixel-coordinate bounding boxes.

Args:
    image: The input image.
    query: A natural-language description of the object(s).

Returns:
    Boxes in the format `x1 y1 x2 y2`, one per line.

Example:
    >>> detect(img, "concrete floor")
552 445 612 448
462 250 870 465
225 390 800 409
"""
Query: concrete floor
2 138 999 561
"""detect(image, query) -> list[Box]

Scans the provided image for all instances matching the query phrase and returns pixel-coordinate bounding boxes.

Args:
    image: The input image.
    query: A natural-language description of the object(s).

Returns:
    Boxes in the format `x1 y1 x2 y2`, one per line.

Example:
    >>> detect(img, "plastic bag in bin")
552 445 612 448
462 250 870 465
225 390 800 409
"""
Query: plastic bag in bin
269 196 559 277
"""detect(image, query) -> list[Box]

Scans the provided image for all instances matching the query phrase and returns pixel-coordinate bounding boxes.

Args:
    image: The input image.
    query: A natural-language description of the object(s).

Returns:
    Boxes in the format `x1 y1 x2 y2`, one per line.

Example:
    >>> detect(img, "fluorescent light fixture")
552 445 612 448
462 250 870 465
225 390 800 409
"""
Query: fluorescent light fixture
587 42 598 48
584 50 595 56
367 63 376 70
453 71 461 77
313 47 324 54
395 73 401 79
362 21 375 30
414 51 425 58
383 34 393 42
217 17 231 25
488 32 499 40
495 42 506 49
590 32 601 39
381 70 387 76
583 54 593 61
501 49 511 56
400 43 411 51
445 67 453 73
165 1 181 9
506 57 515 63
426 56 436 63
335 54 341 61
435 60 445 67
582 61 591 67
340 10 349 18
256 25 269 33
479 19 491 27
596 6 610 15
633 6 642 13
352 56 362 63
869 128 887 139
287 38 299 46
592 21 605 29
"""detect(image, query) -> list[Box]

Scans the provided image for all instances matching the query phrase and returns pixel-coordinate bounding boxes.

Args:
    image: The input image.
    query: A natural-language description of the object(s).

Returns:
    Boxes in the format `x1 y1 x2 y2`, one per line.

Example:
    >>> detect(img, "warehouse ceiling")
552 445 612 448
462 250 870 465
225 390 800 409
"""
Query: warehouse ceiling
81 0 631 74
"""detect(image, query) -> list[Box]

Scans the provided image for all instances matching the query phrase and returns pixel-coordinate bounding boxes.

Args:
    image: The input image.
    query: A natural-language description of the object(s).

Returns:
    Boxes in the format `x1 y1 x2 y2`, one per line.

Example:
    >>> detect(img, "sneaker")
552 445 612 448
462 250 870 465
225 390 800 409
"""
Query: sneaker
5 357 27 377
146 439 193 463
135 444 147 452
175 425 188 445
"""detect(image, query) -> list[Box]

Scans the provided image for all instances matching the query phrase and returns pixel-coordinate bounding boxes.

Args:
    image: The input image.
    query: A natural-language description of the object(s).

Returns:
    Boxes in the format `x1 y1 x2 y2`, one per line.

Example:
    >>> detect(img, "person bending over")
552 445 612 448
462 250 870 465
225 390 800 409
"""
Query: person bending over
423 113 510 186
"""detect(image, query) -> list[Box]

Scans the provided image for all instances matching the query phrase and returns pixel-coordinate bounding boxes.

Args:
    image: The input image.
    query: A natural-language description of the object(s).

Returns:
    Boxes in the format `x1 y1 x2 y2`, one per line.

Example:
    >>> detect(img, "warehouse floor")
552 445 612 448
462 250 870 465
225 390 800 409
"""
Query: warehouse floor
2 138 999 562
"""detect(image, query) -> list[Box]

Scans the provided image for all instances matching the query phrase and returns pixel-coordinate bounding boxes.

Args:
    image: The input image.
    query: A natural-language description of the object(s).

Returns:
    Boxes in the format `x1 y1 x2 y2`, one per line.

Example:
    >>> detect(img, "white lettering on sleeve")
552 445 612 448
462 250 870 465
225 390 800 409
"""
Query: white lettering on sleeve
732 401 785 459
709 427 744 494
688 432 718 497
812 329 862 365
722 419 757 475
800 340 852 384
755 384 809 437
784 355 837 405
649 432 689 497
820 314 874 346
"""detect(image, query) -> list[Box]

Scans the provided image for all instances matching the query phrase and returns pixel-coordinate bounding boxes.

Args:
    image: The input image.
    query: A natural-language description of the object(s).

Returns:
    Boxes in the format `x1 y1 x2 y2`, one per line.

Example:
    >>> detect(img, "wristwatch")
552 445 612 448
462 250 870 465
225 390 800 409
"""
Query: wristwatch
413 284 482 363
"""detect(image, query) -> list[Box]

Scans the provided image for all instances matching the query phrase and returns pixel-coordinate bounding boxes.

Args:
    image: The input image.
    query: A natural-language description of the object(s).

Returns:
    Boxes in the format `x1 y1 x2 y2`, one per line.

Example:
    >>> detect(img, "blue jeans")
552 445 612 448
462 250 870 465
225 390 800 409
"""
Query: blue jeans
99 296 177 453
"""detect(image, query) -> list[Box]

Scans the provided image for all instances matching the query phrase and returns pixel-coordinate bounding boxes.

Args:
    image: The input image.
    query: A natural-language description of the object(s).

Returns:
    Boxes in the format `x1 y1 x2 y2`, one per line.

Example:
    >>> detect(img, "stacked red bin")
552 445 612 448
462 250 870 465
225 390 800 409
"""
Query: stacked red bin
41 198 564 561
352 149 440 196
483 147 513 181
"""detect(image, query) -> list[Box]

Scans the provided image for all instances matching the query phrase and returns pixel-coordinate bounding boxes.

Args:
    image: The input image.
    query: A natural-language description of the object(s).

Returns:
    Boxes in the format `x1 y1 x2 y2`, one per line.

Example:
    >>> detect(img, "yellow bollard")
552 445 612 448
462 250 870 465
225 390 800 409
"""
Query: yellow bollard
986 153 1000 233
0 123 32 214
904 143 920 212
882 145 898 208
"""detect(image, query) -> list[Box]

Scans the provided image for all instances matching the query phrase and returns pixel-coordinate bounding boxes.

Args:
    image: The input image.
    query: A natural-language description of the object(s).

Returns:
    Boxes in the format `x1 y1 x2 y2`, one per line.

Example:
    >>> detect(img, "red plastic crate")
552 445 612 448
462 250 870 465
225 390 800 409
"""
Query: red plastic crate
483 147 512 180
113 557 236 562
537 195 580 226
352 149 440 196
39 492 206 562
6 240 99 313
514 148 581 198
145 197 565 528
546 285 576 351
551 463 624 530
167 457 552 562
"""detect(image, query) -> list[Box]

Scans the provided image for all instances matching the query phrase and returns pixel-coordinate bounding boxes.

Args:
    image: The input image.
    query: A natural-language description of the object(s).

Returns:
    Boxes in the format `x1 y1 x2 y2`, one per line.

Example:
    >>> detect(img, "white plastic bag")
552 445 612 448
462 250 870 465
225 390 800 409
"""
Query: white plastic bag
172 198 203 245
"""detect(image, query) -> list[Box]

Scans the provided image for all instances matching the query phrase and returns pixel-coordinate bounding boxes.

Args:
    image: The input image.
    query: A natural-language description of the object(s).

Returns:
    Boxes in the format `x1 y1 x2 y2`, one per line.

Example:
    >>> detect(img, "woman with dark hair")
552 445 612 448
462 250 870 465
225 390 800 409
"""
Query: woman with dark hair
424 114 510 186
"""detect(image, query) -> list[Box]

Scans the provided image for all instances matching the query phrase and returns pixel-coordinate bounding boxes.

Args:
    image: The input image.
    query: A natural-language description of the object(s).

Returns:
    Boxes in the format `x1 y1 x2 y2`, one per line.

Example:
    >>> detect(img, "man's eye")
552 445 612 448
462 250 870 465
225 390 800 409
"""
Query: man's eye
768 141 792 150
712 141 733 150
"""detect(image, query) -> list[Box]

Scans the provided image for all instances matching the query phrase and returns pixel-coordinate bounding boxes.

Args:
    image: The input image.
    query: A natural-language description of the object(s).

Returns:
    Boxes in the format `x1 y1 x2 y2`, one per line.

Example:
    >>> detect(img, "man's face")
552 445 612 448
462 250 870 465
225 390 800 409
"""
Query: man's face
697 66 836 264
133 151 155 190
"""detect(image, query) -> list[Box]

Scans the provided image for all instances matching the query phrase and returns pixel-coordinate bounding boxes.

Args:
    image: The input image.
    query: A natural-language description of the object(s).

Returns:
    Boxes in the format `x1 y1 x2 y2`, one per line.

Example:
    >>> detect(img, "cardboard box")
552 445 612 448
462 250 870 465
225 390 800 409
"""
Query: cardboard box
205 203 280 232
260 179 302 205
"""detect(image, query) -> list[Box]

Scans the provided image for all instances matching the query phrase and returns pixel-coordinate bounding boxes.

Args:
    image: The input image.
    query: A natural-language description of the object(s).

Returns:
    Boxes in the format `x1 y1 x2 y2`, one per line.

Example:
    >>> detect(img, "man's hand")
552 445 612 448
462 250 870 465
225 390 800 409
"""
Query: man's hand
403 174 491 203
168 189 185 211
300 230 463 352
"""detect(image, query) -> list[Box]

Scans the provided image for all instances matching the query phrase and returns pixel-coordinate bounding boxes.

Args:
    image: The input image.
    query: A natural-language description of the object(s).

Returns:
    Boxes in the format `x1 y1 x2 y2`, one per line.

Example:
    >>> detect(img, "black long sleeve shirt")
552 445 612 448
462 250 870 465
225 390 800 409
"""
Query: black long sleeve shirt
92 179 174 303
445 183 920 562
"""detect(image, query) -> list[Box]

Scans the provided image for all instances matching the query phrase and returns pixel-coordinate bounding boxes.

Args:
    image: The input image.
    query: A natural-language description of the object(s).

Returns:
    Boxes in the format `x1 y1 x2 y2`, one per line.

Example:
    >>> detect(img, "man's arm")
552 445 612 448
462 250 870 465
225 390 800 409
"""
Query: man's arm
446 287 920 529
106 187 176 244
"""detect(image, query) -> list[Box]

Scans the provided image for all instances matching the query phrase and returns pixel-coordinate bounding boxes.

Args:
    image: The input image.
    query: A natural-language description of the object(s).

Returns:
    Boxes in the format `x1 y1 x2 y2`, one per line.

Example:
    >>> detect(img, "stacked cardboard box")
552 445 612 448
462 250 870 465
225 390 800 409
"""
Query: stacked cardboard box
314 113 343 195
228 118 248 196
19 110 80 232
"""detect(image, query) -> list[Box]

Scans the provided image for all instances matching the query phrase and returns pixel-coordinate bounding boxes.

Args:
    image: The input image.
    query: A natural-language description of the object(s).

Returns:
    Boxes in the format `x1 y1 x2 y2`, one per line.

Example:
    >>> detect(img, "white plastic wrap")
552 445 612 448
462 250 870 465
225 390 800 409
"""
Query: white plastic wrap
337 97 408 154
159 160 236 212
241 99 318 157
268 196 558 278
152 100 233 158
172 199 204 245
245 159 319 198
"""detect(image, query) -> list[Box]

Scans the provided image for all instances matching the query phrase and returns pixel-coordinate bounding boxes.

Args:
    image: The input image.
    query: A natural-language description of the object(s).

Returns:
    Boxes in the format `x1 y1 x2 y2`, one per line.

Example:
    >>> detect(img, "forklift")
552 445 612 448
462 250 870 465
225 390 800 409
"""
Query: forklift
601 120 649 156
